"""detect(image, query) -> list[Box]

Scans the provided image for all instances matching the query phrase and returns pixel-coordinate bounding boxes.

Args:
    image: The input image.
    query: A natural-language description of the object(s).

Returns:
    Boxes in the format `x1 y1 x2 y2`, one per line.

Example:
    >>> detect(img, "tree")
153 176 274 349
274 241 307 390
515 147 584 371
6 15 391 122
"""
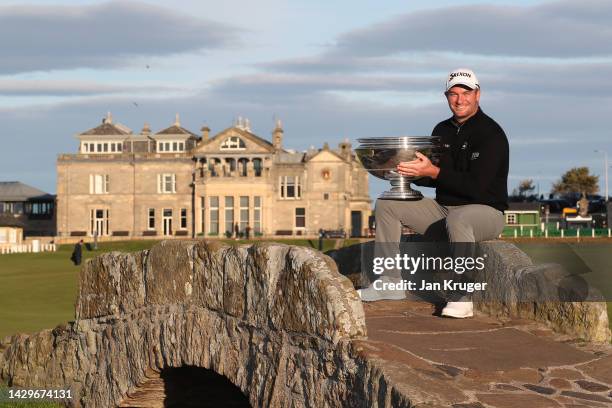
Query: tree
518 179 535 197
552 167 599 196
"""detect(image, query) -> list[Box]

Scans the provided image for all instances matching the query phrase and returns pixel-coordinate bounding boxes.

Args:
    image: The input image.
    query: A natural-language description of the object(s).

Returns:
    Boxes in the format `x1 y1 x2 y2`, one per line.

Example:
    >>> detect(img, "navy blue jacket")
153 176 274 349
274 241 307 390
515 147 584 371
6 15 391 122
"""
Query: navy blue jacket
416 108 509 211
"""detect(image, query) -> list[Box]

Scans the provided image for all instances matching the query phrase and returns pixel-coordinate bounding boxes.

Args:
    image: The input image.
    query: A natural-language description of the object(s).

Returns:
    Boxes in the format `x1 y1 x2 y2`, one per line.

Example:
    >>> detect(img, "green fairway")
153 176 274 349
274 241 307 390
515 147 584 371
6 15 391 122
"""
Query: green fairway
0 384 63 407
0 238 353 339
514 242 612 332
0 240 158 340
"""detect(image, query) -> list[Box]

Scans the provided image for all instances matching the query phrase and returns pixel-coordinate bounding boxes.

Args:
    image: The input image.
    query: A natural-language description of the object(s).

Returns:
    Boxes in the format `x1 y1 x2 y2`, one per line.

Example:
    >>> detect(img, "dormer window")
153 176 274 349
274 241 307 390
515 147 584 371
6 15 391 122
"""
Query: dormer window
157 141 185 152
81 141 123 154
220 136 246 150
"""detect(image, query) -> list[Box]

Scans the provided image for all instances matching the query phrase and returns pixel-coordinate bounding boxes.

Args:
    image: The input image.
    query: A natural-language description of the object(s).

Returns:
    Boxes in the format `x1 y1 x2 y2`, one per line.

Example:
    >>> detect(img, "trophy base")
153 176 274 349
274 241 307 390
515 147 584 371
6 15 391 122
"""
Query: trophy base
379 174 423 200
379 189 423 200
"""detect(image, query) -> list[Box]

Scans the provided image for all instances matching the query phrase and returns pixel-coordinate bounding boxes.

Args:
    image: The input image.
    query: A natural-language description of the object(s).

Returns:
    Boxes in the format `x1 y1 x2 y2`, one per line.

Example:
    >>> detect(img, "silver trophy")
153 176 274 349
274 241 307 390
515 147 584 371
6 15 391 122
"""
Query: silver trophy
355 136 441 200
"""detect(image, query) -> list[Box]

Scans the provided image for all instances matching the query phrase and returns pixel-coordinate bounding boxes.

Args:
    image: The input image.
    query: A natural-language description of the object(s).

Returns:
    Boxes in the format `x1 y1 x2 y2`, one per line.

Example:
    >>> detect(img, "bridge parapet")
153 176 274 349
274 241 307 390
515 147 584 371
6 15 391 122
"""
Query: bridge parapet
1 241 375 408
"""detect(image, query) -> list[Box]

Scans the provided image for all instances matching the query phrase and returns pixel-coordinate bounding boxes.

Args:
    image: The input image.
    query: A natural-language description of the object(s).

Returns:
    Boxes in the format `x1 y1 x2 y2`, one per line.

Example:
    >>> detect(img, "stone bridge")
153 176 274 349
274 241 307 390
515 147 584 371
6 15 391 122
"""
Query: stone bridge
1 240 611 407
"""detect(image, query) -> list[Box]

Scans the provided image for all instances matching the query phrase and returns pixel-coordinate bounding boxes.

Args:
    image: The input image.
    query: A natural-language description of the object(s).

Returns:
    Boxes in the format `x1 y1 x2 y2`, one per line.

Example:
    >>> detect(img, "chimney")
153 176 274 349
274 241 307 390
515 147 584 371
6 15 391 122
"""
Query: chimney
272 119 283 150
141 122 151 135
200 125 210 141
339 137 352 161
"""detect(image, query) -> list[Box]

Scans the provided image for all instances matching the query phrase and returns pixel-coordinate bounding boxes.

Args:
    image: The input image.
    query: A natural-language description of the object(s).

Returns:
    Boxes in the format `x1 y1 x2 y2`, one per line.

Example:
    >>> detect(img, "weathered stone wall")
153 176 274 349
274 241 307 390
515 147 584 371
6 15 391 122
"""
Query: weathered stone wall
328 240 611 343
0 241 415 408
474 241 611 343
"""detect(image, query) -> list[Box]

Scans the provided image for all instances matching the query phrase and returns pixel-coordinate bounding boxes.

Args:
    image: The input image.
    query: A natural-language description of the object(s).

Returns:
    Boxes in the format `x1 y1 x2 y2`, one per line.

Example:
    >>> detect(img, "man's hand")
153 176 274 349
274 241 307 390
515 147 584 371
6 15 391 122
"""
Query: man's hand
397 152 440 179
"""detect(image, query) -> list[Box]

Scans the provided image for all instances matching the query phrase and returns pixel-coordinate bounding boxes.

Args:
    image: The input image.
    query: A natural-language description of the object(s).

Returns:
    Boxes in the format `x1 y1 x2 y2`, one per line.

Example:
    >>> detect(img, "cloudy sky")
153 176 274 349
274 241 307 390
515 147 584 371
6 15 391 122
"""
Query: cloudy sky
1 0 611 200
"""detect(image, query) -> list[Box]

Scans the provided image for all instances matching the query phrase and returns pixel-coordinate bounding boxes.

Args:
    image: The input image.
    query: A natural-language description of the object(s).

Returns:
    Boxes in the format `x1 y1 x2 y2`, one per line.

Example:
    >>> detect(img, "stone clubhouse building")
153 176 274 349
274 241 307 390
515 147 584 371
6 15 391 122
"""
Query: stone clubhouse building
56 113 371 240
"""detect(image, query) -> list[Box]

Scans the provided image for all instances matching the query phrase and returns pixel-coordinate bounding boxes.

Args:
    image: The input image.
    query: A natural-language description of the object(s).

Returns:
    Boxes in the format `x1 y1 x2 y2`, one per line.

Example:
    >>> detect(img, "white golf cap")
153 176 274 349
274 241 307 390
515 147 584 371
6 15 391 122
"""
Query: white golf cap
446 68 480 91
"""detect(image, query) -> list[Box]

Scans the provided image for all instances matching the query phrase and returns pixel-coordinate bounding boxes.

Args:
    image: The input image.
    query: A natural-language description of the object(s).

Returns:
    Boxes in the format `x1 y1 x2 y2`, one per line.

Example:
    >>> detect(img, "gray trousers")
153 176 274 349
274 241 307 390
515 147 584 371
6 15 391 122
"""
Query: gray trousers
374 198 504 279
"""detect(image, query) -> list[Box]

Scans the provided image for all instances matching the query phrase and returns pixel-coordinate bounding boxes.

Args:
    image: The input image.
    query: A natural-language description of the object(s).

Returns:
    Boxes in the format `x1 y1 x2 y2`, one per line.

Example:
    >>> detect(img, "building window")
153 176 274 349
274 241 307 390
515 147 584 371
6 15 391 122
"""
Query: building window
148 208 155 230
280 176 301 199
506 213 517 224
157 173 176 194
253 158 263 177
90 174 109 194
225 158 236 173
254 196 262 234
156 141 185 153
295 208 306 228
1 202 24 214
90 208 110 236
180 208 187 229
200 196 206 234
225 196 234 236
240 196 249 233
162 208 173 236
220 136 246 150
209 196 219 235
323 193 329 200
26 202 54 216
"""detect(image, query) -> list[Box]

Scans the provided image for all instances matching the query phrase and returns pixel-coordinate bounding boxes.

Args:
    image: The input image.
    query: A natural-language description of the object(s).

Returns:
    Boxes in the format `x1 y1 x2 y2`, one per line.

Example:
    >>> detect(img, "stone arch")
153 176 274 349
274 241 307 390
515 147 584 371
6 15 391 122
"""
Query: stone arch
120 366 252 407
0 241 391 408
237 157 249 176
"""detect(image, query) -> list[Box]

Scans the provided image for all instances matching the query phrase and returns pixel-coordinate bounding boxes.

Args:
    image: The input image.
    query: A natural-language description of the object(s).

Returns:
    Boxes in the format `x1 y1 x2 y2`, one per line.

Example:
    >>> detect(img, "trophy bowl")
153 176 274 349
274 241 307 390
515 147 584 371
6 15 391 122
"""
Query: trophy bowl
355 136 441 200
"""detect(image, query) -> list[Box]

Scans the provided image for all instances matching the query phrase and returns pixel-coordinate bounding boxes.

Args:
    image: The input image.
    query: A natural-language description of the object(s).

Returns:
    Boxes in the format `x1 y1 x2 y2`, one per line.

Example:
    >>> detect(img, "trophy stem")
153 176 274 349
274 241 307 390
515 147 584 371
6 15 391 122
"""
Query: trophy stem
380 173 423 200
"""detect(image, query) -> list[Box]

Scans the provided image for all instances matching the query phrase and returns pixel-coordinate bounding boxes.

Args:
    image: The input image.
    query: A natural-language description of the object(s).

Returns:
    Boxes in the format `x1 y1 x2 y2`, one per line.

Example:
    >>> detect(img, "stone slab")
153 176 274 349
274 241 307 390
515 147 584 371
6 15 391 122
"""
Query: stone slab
476 393 561 408
368 327 592 371
576 355 612 384
366 314 500 334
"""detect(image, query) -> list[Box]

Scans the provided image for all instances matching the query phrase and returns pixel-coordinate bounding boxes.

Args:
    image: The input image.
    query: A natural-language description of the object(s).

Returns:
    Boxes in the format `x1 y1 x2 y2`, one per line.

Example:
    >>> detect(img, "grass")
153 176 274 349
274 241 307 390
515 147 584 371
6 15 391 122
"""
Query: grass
0 238 354 340
514 241 612 332
0 384 63 407
0 240 158 340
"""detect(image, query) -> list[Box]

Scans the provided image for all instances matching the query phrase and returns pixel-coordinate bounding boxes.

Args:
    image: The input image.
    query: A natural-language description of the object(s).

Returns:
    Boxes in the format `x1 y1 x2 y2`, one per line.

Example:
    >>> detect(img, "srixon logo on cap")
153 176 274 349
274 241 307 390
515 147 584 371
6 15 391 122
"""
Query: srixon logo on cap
450 72 472 79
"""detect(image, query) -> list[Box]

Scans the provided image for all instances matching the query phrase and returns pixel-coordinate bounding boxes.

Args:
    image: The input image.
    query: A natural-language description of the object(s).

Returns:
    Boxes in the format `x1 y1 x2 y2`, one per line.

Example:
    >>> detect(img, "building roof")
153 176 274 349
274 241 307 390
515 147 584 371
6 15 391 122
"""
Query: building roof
275 152 305 164
198 126 276 153
0 214 25 228
80 122 132 136
79 112 132 136
155 125 198 137
154 114 198 138
0 182 53 202
303 144 348 162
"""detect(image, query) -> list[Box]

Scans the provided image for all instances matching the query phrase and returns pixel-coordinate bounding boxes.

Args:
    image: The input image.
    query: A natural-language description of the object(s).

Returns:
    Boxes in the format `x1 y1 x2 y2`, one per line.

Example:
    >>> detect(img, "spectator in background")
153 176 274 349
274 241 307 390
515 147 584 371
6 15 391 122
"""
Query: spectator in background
70 240 83 266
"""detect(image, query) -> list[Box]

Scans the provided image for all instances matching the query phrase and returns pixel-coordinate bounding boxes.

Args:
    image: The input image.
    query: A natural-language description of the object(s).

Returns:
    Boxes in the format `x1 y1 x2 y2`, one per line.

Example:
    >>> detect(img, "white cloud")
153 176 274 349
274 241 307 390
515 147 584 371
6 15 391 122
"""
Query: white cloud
0 79 183 96
0 1 239 74
333 0 612 58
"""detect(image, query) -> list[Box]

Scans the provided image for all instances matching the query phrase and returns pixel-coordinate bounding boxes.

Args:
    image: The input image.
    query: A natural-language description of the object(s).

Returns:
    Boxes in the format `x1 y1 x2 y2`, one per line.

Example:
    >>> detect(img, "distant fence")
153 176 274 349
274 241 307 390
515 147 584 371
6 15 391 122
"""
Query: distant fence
501 224 612 239
0 241 57 255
